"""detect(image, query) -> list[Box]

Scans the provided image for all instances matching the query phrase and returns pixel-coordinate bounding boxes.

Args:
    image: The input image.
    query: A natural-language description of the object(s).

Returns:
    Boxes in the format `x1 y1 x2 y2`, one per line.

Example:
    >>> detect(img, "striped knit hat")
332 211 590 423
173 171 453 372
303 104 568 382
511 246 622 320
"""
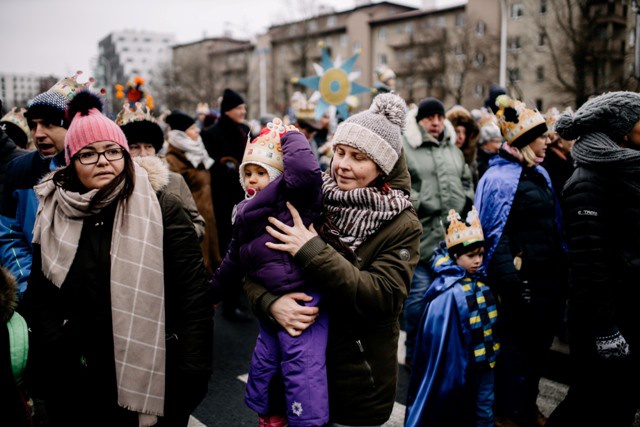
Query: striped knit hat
64 91 129 165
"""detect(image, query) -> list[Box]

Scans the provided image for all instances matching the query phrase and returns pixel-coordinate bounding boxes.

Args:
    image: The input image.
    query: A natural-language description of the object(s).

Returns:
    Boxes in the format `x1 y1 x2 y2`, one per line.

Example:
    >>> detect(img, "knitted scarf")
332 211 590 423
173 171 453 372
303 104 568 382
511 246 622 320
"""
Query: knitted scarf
322 173 414 251
572 132 640 196
168 130 214 169
33 163 166 426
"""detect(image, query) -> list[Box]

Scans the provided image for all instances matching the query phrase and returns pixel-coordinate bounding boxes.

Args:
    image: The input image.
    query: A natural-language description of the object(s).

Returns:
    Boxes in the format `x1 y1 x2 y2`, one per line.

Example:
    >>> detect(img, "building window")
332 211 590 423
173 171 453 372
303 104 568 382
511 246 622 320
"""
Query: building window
454 43 464 56
453 73 462 87
509 67 520 82
536 99 543 111
404 50 414 60
378 53 388 65
508 36 521 51
405 22 414 33
538 32 546 47
475 52 485 66
326 16 337 27
378 28 387 40
510 3 524 19
340 34 348 47
476 20 486 36
539 0 547 14
308 20 317 31
455 12 466 28
536 66 545 82
474 84 484 98
353 41 362 52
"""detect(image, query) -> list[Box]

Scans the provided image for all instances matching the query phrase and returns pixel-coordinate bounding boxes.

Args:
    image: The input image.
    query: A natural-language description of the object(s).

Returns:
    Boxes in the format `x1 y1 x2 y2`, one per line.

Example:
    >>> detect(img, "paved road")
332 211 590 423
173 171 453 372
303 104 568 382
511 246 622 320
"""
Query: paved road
189 310 576 426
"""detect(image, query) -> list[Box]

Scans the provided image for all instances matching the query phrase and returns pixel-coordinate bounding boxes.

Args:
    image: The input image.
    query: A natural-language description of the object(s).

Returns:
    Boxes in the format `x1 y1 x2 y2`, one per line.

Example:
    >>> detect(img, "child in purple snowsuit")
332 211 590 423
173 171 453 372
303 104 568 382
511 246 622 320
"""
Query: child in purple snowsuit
210 118 327 427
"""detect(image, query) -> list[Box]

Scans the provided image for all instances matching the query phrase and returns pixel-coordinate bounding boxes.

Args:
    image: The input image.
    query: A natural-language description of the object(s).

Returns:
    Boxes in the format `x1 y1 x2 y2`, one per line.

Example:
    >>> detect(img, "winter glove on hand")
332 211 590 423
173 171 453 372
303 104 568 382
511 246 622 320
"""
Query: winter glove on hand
595 328 631 360
224 160 237 172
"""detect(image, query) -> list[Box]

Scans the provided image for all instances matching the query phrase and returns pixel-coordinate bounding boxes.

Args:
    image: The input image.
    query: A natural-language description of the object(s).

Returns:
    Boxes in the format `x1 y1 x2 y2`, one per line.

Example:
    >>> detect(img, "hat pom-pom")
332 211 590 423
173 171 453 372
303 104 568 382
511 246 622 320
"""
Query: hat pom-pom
555 112 578 140
68 90 104 118
370 93 407 130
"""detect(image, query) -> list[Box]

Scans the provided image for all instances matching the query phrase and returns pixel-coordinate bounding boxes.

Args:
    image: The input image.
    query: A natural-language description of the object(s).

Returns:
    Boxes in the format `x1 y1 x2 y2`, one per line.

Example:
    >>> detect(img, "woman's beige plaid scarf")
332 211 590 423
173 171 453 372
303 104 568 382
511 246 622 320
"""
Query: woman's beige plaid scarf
33 163 166 426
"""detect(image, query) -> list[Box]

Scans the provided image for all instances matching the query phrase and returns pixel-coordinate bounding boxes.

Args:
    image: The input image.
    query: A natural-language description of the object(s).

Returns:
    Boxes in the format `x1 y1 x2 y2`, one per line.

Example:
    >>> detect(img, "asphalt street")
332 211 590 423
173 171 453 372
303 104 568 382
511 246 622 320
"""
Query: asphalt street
187 308 576 426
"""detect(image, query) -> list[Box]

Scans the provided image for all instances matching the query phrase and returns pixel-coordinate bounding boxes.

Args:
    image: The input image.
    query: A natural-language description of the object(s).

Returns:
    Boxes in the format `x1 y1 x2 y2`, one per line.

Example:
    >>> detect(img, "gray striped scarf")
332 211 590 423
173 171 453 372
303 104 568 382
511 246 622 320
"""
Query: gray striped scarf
33 163 166 426
322 173 413 251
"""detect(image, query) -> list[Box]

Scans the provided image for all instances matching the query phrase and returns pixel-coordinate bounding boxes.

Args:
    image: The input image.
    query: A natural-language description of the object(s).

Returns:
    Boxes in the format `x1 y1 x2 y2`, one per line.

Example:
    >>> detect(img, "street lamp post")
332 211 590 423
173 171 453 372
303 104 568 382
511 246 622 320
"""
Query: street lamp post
499 0 507 88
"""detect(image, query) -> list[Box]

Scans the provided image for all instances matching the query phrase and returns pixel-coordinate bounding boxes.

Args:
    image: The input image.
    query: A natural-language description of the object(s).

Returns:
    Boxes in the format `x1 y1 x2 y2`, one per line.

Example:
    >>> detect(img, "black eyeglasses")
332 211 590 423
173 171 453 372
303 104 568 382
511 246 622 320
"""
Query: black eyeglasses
75 148 125 165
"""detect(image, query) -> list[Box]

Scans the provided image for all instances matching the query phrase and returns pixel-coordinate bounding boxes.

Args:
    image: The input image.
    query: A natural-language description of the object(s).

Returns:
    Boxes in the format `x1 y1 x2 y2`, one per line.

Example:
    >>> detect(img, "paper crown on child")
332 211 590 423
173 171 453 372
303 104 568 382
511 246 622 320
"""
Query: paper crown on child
495 95 547 149
445 206 484 251
1 107 32 148
239 117 285 191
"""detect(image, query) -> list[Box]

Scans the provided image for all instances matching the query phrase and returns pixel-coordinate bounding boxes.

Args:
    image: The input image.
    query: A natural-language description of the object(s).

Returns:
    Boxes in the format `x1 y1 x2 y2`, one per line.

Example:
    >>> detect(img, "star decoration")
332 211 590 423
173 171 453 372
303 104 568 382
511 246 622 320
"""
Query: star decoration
292 44 372 120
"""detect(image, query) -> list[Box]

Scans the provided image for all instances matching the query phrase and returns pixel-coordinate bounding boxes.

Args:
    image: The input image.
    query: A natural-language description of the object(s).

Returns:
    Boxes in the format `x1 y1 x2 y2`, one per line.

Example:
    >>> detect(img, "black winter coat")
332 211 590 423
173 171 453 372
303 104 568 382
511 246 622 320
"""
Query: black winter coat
562 166 640 348
0 131 28 209
23 190 212 426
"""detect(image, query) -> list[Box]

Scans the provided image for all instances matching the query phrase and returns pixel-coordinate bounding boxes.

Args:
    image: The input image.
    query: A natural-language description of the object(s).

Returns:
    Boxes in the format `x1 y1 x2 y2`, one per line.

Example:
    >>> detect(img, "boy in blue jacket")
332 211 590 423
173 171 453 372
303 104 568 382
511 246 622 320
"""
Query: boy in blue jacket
406 206 499 427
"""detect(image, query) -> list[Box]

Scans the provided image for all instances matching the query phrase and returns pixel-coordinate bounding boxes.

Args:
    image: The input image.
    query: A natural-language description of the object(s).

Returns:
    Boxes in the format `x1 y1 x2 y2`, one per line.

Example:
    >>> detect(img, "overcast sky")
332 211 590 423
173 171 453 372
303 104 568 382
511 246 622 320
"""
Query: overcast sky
0 0 454 79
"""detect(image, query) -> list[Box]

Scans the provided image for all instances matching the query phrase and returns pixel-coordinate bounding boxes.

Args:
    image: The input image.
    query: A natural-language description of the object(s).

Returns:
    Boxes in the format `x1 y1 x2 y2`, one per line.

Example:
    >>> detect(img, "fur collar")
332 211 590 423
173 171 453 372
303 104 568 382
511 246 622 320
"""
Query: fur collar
133 156 170 193
403 106 456 150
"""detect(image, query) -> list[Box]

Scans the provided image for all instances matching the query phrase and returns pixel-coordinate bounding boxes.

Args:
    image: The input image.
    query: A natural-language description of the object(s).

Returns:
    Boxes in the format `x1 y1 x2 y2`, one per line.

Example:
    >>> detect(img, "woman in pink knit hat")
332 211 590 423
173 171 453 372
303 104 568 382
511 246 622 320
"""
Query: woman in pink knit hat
21 91 213 427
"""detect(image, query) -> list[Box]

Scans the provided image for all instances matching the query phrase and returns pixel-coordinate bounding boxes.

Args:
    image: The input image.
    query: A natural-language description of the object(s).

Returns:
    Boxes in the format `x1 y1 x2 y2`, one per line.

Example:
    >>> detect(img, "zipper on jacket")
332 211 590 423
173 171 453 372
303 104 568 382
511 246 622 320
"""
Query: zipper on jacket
356 339 375 388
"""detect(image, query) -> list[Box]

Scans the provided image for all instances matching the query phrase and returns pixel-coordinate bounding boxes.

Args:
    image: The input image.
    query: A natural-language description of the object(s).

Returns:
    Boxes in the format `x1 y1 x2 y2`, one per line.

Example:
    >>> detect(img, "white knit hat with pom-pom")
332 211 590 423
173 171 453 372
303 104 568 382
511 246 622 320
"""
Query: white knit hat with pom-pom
332 93 406 175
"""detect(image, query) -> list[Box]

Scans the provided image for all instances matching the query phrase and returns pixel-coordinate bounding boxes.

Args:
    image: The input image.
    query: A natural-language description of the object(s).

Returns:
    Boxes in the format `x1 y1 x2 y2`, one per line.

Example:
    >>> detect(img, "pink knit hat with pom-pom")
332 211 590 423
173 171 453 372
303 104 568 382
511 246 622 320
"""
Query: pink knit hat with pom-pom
64 91 129 165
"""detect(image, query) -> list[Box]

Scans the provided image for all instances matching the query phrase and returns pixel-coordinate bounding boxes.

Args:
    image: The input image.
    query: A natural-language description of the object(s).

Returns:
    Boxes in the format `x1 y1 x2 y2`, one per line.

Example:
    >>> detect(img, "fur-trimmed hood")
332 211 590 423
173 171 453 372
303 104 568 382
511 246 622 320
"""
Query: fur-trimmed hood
133 155 170 193
446 105 480 165
0 267 18 323
403 106 456 150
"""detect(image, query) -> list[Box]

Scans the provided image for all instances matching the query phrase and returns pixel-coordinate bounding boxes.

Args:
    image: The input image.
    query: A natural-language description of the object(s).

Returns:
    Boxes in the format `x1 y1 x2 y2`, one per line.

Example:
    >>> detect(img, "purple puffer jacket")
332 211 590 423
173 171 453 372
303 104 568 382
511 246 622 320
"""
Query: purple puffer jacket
211 130 323 297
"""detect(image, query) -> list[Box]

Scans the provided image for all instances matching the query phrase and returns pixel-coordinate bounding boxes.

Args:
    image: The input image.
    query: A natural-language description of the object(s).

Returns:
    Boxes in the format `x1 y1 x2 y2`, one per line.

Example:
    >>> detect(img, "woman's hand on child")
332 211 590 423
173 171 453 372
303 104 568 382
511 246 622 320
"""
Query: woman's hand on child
284 124 300 133
270 292 319 337
266 202 317 256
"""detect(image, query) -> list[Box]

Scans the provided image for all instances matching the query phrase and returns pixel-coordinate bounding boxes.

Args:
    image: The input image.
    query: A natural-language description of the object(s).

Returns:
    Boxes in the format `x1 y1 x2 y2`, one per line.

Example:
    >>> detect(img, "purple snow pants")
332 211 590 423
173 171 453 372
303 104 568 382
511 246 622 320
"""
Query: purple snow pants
245 290 329 427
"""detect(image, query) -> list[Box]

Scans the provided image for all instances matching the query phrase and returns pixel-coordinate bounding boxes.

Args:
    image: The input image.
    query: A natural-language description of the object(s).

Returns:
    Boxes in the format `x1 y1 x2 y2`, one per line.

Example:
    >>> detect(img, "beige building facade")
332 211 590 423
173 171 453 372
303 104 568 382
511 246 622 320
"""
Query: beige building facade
170 0 638 118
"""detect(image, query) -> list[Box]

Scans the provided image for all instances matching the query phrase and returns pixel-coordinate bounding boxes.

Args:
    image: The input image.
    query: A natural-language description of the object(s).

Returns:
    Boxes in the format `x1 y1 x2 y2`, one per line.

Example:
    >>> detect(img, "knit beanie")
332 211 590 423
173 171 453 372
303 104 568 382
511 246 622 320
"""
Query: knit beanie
495 95 547 148
115 103 165 153
484 83 507 114
25 71 94 129
416 97 445 122
220 88 245 114
239 117 285 192
64 91 129 165
165 110 196 132
555 91 640 144
332 93 406 175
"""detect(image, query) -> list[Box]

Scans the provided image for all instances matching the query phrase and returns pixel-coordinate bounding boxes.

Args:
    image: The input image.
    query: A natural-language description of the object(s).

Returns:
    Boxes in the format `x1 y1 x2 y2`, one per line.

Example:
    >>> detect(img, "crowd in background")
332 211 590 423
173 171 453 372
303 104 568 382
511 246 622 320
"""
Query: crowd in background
0 66 639 427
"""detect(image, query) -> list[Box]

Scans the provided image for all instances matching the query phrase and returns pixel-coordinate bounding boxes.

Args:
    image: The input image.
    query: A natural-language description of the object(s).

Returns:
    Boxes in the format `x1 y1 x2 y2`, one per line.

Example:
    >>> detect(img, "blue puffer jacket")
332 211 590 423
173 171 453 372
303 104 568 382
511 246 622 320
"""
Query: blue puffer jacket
211 130 323 297
0 150 65 297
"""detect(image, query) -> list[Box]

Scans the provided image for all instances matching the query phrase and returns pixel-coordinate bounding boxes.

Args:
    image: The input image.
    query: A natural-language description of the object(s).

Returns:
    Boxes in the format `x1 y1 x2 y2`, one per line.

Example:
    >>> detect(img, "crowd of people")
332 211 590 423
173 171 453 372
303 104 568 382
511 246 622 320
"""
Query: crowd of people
0 68 639 427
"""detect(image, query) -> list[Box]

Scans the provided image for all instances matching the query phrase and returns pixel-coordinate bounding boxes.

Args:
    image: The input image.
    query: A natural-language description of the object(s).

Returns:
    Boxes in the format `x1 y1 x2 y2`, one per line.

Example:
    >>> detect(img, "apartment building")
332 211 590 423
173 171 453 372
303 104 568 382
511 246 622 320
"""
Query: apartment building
169 0 637 117
0 73 50 110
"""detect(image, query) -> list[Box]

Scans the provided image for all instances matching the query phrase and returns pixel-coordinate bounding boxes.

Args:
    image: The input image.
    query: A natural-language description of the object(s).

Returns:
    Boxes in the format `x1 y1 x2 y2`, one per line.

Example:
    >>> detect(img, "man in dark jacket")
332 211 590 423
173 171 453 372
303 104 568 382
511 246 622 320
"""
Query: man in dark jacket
201 88 252 322
0 72 91 298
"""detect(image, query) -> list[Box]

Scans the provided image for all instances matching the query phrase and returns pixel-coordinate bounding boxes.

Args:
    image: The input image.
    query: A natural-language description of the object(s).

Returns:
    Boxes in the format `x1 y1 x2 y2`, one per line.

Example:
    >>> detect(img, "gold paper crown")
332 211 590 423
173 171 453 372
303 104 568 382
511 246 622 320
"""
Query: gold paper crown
0 107 32 145
495 95 546 148
114 102 156 127
445 206 484 250
375 65 396 84
243 117 285 172
48 70 95 100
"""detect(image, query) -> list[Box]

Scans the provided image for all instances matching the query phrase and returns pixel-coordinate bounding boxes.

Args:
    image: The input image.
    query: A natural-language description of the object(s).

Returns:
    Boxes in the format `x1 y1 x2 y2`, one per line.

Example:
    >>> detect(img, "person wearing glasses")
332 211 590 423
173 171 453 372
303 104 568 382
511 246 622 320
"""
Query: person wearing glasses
21 91 213 427
0 73 89 300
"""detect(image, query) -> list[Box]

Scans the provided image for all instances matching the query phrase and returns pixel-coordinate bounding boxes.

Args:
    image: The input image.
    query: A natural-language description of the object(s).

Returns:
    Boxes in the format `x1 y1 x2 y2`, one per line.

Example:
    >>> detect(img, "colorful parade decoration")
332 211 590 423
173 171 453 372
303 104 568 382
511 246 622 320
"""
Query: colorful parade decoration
115 75 154 110
292 43 372 120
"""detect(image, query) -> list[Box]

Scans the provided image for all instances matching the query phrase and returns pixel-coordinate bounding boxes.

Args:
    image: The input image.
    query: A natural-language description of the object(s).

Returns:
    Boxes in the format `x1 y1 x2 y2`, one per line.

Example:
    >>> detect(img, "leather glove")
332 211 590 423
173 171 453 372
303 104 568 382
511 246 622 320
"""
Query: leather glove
595 328 631 360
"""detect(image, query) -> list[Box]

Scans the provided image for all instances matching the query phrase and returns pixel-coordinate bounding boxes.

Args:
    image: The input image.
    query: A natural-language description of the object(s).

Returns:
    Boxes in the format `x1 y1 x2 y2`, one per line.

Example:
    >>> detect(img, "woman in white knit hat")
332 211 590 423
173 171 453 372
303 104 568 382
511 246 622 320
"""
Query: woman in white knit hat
22 91 213 427
244 93 422 427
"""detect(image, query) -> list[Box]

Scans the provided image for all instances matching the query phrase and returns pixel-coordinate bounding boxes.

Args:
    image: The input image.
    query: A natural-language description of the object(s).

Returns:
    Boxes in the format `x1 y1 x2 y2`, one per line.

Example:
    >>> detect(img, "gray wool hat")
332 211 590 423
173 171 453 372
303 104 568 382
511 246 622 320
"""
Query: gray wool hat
332 93 406 175
555 91 640 143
